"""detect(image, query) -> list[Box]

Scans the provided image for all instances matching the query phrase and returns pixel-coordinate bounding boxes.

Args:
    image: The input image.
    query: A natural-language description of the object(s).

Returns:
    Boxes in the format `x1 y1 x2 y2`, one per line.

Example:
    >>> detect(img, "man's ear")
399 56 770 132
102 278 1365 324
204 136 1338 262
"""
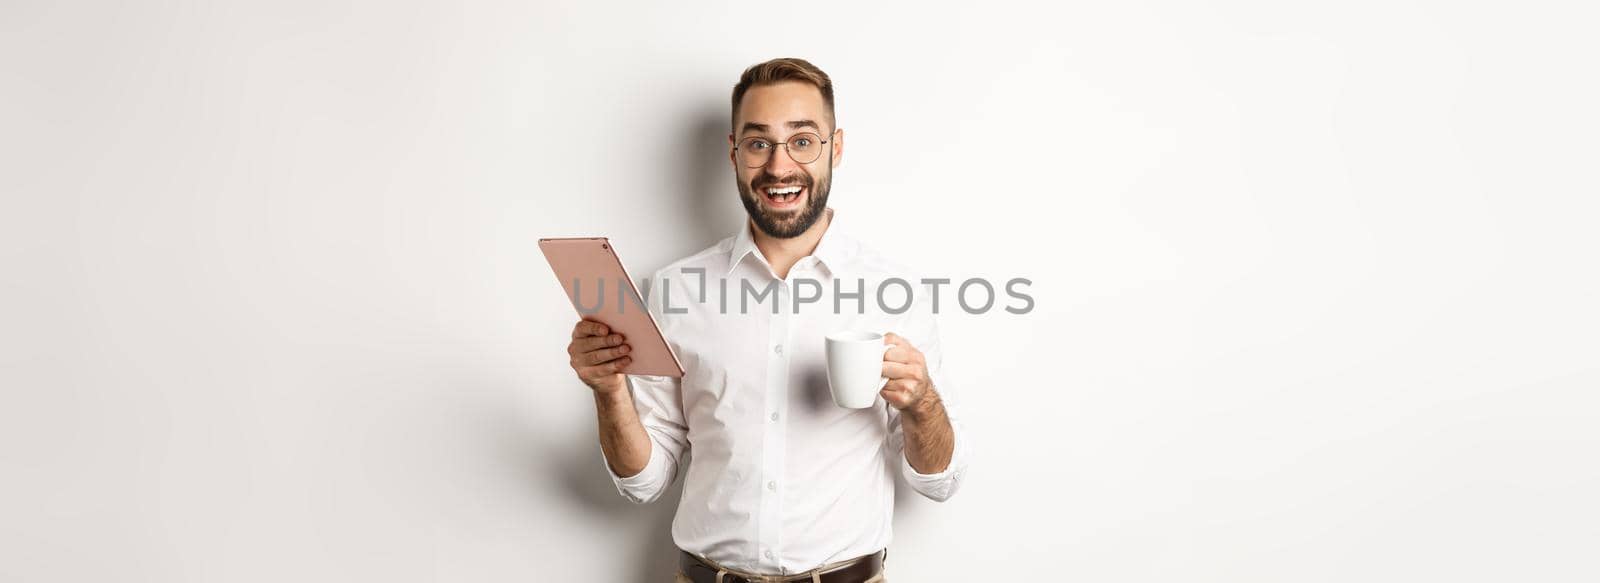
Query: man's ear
728 132 737 165
831 128 845 169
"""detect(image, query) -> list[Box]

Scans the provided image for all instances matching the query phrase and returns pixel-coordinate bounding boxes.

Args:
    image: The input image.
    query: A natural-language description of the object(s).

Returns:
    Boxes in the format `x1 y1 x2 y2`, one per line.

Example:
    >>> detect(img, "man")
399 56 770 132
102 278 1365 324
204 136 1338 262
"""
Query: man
566 58 971 583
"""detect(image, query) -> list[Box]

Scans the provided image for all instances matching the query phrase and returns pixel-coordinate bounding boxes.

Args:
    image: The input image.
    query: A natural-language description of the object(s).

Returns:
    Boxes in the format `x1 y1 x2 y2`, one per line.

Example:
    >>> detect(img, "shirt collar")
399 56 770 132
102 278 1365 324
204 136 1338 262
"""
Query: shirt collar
725 207 852 276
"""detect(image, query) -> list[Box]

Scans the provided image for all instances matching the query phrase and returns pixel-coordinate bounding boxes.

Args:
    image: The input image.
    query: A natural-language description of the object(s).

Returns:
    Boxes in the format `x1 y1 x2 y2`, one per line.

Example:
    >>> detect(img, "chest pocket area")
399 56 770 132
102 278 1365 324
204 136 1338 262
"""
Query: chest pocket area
672 313 766 423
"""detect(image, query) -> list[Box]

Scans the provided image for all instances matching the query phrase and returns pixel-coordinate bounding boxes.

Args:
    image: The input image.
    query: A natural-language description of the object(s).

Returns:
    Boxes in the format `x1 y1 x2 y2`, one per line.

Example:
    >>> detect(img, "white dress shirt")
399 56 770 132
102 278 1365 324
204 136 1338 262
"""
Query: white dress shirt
605 208 972 575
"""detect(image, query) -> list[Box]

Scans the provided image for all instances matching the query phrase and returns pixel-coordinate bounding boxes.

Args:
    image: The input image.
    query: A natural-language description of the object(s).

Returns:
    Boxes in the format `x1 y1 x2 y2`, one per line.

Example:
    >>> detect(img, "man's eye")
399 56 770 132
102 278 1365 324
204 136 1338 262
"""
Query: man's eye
792 138 813 148
748 141 771 150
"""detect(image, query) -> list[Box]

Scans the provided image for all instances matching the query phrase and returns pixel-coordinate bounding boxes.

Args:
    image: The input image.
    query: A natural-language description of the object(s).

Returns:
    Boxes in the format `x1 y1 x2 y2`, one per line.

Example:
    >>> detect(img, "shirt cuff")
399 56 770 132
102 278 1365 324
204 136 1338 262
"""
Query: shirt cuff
604 437 671 504
899 428 968 502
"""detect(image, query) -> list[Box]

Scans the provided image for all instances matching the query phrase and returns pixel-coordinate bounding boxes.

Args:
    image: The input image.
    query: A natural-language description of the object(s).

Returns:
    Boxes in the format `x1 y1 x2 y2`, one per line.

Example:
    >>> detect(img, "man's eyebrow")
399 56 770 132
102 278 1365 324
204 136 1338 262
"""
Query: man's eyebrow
740 120 824 135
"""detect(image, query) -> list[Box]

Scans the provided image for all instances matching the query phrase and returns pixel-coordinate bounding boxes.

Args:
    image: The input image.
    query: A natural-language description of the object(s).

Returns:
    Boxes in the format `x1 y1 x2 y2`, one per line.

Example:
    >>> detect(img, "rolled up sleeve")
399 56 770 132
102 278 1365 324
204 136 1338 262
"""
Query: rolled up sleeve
603 373 688 504
890 386 973 502
888 283 973 502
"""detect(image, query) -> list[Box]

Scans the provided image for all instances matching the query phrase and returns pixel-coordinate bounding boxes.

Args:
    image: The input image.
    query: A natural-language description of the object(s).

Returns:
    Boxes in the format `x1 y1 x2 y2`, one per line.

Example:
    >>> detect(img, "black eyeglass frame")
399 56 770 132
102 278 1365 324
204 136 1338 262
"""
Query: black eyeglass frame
732 129 836 168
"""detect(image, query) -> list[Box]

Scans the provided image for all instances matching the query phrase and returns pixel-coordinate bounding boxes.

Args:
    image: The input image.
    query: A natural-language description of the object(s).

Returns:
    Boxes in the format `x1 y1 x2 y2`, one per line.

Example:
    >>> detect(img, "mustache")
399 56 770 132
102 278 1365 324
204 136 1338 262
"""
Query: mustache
751 173 813 190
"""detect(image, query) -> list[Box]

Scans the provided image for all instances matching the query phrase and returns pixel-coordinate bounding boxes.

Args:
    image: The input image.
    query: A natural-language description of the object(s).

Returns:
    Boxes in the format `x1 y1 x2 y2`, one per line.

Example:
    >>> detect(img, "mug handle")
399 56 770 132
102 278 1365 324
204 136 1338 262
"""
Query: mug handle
876 341 898 391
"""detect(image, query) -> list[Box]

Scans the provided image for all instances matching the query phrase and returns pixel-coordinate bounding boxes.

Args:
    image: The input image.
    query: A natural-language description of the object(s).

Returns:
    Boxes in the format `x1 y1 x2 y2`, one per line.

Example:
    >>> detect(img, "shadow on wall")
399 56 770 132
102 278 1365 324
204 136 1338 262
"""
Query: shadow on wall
510 106 722 582
515 404 685 581
663 105 748 267
561 435 686 581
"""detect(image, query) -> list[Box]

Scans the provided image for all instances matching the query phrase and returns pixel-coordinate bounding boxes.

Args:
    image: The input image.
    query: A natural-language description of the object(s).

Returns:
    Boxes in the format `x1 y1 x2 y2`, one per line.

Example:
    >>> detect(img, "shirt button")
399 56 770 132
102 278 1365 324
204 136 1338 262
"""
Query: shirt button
767 480 777 491
770 412 779 422
774 344 783 355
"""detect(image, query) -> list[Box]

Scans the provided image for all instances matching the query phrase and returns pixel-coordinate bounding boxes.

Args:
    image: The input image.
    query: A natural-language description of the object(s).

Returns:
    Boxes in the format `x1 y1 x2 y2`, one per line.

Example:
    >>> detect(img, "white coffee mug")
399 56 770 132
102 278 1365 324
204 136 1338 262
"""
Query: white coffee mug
825 331 896 409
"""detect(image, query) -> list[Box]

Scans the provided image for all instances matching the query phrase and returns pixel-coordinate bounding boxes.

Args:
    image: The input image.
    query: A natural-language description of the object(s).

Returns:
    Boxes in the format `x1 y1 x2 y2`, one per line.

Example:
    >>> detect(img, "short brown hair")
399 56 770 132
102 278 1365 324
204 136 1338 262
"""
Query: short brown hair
730 57 835 130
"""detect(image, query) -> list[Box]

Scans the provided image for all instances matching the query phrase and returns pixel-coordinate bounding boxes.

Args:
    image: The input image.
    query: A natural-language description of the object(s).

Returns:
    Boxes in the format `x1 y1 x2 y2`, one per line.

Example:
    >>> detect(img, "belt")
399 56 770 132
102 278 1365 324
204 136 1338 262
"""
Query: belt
677 549 885 583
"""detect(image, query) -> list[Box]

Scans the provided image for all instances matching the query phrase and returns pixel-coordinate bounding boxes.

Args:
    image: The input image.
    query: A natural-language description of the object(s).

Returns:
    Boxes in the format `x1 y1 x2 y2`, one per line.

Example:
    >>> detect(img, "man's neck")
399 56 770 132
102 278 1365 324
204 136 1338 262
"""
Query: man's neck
751 207 833 280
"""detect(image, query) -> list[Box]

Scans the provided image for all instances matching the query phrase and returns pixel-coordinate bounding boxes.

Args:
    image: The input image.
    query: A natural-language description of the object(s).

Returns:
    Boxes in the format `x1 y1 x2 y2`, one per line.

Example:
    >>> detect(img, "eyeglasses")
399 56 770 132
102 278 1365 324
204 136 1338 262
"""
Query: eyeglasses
734 131 831 168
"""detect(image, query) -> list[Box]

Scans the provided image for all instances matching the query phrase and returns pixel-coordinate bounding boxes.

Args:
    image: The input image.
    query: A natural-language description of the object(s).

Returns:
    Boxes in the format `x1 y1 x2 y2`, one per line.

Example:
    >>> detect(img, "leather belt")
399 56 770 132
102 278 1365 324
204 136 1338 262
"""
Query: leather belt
677 550 885 583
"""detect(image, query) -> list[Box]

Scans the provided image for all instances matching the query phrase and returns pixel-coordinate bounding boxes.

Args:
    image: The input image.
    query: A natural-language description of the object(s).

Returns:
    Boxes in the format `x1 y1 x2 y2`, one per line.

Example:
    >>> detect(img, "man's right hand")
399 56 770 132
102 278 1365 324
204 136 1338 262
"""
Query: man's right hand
568 319 632 394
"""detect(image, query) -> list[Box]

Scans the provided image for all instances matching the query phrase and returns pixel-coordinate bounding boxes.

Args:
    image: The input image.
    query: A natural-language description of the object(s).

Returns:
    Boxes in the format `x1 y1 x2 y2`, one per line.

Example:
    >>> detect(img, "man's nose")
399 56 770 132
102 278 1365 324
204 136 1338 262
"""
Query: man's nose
763 144 802 176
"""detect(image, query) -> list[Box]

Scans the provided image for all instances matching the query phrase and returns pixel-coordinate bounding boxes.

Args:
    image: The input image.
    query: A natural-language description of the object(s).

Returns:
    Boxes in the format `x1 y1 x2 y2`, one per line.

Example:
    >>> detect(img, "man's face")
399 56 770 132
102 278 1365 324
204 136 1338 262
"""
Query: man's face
729 81 844 239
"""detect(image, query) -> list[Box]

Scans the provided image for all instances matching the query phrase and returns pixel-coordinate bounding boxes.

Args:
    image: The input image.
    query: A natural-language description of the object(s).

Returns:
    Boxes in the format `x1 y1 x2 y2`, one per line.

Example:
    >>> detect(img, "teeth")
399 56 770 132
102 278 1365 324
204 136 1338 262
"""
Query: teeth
765 186 802 195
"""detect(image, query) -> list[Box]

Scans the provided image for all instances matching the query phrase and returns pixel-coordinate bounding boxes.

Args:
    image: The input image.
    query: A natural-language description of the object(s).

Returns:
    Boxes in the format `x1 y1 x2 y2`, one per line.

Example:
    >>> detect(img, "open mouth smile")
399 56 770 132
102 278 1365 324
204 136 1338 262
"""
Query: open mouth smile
761 184 806 210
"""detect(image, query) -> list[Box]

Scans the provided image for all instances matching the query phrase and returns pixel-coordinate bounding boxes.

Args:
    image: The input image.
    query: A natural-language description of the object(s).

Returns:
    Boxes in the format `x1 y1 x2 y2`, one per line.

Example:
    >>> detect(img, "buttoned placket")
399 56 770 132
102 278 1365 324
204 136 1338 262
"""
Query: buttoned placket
757 274 792 573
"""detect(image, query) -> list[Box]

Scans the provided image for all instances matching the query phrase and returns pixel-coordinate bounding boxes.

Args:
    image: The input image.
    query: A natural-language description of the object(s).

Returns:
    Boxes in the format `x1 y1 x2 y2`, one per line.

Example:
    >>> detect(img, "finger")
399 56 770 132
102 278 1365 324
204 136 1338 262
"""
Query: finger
882 333 922 363
572 319 610 339
884 345 923 365
599 356 633 375
879 384 913 405
884 332 915 350
887 379 919 395
578 343 632 366
578 356 633 380
879 390 907 407
571 333 624 354
882 361 921 380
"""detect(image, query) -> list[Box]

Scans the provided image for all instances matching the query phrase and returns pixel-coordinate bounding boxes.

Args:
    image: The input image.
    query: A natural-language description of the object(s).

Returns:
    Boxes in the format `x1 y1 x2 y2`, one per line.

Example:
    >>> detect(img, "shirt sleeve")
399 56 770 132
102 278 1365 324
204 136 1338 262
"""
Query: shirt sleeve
886 282 973 502
602 267 690 504
603 372 688 504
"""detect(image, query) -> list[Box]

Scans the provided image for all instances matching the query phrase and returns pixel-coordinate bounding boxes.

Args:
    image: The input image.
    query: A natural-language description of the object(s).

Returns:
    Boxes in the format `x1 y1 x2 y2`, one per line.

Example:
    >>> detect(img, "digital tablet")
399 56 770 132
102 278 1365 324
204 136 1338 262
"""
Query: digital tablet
538 237 685 377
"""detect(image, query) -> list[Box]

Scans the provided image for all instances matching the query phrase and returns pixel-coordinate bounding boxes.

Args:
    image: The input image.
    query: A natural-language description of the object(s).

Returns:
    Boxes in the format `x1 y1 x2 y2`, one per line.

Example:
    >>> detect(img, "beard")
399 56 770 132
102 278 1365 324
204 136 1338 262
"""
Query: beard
736 165 832 239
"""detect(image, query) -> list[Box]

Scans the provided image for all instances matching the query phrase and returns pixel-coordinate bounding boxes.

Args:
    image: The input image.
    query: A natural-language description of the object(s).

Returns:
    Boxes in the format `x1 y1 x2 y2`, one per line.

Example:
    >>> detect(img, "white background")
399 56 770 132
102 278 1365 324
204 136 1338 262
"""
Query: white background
3 1 1597 581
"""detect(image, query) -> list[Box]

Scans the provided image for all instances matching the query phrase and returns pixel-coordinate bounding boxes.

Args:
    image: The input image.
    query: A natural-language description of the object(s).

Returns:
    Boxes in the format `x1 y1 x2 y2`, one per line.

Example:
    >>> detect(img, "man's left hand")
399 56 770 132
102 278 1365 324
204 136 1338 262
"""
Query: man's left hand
880 332 939 415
